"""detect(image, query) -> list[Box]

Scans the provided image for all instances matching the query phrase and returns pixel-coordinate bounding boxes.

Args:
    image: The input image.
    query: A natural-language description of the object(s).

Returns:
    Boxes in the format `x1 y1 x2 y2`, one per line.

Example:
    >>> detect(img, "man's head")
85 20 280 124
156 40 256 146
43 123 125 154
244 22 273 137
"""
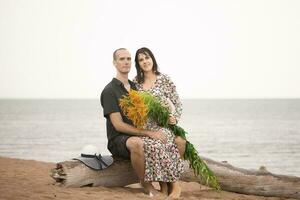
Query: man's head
113 48 131 74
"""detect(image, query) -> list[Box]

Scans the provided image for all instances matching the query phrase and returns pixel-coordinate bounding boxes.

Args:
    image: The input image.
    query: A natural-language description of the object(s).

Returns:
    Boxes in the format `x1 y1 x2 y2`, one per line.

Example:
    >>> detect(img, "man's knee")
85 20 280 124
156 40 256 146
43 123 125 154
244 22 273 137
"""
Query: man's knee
126 137 143 153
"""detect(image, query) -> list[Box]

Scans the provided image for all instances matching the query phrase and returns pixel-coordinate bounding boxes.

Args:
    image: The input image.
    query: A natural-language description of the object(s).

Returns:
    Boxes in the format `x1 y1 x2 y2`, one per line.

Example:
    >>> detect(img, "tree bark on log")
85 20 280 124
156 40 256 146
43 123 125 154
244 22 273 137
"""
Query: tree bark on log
50 156 300 199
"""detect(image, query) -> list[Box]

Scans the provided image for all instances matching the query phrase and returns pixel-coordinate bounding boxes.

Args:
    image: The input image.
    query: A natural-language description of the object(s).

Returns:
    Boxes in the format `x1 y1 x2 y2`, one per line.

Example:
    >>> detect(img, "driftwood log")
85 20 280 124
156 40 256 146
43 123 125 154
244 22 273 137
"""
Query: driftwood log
51 156 300 199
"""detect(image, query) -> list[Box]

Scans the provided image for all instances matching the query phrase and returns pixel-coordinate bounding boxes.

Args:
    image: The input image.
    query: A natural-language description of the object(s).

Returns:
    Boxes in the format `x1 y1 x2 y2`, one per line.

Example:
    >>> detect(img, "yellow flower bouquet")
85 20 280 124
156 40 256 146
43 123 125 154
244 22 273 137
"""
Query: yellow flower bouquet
119 90 220 190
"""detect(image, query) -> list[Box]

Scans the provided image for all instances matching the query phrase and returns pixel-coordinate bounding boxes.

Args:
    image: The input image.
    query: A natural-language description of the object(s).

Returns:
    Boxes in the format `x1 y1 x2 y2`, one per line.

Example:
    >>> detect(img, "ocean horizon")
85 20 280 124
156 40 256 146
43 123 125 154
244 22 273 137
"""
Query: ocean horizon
0 98 299 177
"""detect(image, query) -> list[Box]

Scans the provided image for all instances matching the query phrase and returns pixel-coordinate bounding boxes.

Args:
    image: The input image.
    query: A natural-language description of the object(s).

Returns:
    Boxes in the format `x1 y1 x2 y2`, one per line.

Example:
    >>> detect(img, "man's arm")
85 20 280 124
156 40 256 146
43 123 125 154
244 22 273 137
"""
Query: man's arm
109 112 167 143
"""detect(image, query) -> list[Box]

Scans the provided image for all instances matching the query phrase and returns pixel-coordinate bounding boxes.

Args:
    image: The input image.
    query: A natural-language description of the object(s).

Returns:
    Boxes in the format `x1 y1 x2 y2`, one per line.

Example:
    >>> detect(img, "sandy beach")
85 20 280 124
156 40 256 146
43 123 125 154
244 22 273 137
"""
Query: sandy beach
0 156 297 200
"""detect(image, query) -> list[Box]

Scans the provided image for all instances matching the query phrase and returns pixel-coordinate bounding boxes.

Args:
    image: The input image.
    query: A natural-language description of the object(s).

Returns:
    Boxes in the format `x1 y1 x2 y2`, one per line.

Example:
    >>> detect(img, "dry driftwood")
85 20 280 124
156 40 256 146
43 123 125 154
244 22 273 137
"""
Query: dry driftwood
51 156 300 199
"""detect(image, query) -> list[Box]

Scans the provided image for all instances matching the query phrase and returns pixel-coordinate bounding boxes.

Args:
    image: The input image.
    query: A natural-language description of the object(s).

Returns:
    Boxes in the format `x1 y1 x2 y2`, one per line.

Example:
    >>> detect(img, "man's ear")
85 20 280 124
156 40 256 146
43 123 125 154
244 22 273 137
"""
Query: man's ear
113 60 116 67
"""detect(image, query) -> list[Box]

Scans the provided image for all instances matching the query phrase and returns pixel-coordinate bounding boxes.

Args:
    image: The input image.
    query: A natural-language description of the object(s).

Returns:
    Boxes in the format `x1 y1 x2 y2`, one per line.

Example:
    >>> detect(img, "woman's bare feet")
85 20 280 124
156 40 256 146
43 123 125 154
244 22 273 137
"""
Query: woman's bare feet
141 181 160 197
168 182 181 199
159 182 169 196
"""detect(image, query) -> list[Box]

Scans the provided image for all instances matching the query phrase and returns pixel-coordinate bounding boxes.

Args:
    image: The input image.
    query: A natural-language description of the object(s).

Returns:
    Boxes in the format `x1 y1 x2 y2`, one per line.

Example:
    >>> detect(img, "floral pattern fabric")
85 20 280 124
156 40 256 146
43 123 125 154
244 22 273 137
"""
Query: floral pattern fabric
133 73 184 182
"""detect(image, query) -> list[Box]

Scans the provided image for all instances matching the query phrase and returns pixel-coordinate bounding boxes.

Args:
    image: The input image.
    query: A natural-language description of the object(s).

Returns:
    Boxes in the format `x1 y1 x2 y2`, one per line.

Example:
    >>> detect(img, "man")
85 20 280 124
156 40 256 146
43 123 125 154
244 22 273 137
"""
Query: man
100 48 167 195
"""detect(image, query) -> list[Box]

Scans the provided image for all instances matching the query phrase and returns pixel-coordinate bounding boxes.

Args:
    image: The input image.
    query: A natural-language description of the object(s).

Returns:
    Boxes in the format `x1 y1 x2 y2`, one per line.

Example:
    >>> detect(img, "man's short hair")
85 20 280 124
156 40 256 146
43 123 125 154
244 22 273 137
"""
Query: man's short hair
113 48 127 61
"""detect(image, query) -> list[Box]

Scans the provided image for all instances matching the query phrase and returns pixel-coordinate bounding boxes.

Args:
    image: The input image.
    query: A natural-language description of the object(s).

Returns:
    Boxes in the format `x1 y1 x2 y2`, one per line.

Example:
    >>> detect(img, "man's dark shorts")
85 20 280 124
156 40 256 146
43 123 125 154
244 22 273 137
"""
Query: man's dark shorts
108 134 131 159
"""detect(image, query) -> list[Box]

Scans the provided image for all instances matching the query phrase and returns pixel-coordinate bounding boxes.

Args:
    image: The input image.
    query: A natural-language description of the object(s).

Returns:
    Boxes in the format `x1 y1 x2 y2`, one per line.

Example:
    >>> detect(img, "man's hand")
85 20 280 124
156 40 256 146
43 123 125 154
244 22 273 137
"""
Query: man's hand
109 112 167 143
143 130 167 144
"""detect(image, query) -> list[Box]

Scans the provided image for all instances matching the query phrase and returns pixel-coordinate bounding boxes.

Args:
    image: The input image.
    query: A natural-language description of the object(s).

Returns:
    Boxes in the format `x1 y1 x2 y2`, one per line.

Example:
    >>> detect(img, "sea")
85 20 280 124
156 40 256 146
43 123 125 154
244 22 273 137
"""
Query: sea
0 99 299 177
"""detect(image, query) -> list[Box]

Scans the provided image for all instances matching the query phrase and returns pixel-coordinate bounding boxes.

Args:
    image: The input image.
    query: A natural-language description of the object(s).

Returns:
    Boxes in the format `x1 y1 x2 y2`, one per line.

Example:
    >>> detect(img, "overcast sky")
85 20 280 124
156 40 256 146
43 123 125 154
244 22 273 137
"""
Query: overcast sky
0 0 299 99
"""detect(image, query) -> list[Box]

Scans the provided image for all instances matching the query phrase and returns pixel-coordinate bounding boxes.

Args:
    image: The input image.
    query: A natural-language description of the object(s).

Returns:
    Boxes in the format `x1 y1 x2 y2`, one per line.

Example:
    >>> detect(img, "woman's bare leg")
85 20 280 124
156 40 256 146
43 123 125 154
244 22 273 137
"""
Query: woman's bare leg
159 182 169 196
140 181 158 196
168 181 181 199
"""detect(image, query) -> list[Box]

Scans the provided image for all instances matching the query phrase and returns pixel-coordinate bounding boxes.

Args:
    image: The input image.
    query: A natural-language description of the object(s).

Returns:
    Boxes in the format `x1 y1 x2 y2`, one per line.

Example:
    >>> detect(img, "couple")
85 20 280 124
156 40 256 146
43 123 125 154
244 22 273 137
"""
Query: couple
100 47 186 198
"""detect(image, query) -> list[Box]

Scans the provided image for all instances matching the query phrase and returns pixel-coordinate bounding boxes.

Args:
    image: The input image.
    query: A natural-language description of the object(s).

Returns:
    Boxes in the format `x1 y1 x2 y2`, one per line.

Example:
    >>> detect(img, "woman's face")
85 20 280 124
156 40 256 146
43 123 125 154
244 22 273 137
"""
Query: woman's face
137 52 153 73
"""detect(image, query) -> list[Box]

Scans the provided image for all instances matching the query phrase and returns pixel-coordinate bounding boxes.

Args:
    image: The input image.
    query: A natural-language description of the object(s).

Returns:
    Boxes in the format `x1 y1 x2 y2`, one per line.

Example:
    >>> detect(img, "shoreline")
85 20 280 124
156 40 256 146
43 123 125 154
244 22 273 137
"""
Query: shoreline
0 156 297 200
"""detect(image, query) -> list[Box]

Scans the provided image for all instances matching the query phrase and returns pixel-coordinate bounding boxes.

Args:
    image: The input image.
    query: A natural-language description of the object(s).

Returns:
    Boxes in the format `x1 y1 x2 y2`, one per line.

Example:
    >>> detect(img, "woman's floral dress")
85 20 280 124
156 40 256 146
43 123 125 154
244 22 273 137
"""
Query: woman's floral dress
133 73 185 182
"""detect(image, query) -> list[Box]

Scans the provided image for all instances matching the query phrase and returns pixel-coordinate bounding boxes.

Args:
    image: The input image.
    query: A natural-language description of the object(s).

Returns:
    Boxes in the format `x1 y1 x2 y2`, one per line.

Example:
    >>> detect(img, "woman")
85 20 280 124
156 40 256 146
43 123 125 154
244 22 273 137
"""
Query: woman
133 47 185 198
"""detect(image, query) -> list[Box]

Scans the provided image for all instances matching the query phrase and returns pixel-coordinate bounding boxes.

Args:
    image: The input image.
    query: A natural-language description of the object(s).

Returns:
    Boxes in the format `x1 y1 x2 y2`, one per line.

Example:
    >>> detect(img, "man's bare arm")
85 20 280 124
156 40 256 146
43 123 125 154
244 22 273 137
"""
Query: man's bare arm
109 112 167 143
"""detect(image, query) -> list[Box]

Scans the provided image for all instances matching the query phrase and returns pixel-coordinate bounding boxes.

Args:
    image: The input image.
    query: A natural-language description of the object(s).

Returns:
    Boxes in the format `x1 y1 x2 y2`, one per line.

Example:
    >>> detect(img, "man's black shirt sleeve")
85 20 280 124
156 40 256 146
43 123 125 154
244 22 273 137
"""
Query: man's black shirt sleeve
100 88 120 118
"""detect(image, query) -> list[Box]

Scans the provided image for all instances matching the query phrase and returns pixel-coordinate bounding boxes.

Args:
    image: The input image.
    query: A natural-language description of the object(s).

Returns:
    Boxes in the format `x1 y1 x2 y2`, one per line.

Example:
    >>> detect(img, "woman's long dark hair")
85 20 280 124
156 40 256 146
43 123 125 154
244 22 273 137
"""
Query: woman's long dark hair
135 47 160 84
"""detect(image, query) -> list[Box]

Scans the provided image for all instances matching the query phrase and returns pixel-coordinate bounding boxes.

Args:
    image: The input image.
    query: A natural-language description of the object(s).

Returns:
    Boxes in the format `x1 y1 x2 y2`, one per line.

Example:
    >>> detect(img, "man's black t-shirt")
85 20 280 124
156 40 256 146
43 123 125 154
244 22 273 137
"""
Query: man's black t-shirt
100 78 137 146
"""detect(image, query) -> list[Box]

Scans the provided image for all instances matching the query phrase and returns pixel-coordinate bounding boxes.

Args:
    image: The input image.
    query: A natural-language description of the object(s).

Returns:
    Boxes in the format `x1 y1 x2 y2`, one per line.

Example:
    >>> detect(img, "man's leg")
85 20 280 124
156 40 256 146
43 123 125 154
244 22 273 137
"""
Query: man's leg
126 137 157 195
126 137 145 180
175 136 186 159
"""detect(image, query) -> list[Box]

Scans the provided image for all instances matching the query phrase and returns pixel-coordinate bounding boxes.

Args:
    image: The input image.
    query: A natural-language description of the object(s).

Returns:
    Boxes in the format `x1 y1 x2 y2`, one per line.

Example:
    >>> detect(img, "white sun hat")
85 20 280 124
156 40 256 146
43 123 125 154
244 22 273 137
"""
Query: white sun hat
73 145 114 170
81 144 99 155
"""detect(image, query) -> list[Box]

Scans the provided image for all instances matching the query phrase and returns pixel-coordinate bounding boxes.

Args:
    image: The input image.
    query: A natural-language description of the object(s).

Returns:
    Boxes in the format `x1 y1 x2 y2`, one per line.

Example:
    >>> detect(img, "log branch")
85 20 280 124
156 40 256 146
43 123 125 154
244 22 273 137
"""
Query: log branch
50 156 300 199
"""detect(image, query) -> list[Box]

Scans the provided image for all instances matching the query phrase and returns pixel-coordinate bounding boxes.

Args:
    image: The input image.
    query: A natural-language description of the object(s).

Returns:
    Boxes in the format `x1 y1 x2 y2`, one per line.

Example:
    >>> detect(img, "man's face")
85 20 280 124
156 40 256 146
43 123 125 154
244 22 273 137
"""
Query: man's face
113 49 131 74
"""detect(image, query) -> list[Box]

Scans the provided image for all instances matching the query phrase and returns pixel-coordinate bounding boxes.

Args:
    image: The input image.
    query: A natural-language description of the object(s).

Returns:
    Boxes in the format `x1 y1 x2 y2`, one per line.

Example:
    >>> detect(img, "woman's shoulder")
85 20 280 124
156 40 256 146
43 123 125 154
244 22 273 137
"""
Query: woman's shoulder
158 73 172 82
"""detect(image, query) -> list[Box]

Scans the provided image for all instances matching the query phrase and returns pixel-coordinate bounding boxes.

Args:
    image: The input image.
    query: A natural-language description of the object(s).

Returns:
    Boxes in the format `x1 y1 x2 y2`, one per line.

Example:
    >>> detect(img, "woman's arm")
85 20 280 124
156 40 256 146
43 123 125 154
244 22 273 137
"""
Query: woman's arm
164 74 183 123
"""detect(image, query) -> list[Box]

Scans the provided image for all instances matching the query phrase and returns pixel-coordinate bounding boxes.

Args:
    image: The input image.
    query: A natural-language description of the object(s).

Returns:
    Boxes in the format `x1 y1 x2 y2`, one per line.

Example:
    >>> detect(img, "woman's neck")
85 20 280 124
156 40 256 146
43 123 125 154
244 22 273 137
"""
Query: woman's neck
143 71 156 82
141 71 157 90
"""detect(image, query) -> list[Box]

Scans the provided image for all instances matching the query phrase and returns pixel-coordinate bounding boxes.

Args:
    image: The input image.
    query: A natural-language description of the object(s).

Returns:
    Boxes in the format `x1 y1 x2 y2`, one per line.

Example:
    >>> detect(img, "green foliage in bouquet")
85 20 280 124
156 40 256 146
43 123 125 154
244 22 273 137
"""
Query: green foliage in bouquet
138 92 221 190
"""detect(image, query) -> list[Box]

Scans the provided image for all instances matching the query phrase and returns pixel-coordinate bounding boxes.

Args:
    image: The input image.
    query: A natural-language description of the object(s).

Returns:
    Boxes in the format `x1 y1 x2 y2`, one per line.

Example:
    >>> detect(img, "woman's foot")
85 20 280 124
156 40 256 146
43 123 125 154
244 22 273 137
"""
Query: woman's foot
141 181 159 197
159 182 169 196
168 182 181 199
